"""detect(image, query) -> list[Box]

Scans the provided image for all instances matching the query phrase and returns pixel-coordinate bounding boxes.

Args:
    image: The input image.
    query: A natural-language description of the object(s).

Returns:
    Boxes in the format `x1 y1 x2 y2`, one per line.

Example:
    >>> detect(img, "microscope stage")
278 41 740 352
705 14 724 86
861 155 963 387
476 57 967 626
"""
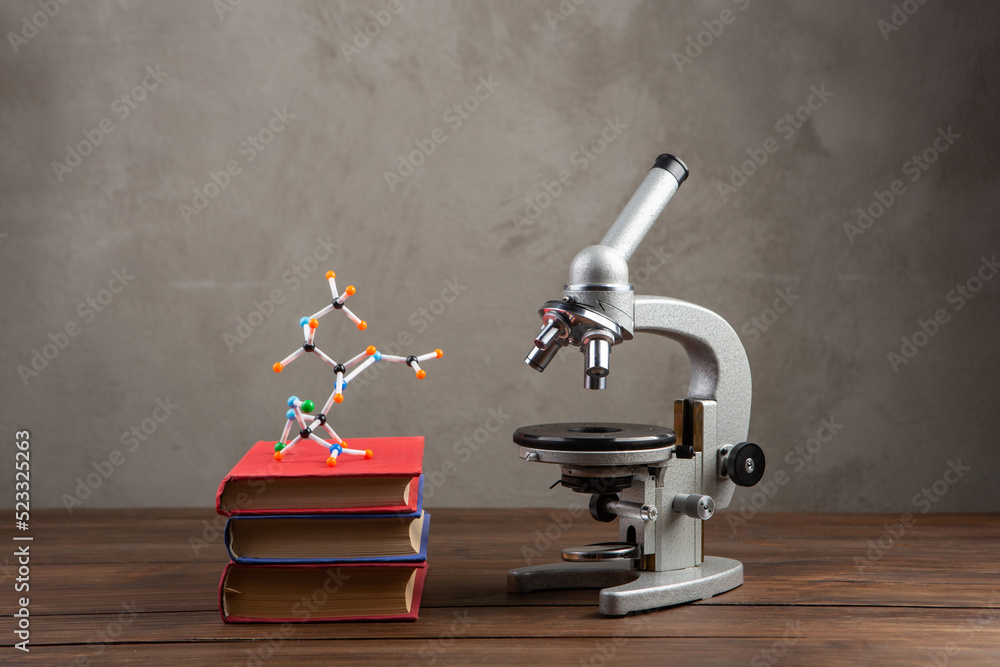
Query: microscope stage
513 423 675 452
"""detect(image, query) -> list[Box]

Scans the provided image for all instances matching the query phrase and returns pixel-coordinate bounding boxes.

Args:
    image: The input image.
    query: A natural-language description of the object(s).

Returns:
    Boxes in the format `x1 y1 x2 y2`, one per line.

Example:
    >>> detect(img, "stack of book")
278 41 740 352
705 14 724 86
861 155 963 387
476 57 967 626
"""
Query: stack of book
216 437 428 623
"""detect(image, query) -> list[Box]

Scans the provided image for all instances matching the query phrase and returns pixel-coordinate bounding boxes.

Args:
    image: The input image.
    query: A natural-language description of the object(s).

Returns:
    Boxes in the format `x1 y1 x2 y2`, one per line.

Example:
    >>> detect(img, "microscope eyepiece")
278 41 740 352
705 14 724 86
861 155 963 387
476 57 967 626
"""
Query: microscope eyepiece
653 154 689 186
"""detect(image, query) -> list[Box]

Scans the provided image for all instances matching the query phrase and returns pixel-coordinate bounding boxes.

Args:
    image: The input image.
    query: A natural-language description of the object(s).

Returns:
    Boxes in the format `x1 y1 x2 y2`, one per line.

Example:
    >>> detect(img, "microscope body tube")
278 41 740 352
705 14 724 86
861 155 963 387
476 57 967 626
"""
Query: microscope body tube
567 155 688 289
599 155 687 263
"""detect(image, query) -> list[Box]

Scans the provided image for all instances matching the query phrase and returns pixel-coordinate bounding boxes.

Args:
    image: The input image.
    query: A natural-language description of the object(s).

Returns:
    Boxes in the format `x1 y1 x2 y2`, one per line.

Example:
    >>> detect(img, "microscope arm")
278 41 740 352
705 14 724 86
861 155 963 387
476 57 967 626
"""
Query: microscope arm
633 295 752 510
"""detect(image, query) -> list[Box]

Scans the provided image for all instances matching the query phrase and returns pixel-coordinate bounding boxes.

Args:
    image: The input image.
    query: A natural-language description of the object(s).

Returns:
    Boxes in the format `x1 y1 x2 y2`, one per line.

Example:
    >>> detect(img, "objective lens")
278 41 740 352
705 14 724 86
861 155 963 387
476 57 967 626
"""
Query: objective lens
584 337 611 378
535 321 562 350
526 341 562 372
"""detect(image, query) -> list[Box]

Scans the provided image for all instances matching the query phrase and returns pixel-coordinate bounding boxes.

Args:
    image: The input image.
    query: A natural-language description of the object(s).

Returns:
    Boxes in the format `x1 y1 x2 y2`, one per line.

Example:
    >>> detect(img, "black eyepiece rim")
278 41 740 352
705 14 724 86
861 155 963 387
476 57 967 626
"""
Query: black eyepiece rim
653 153 689 185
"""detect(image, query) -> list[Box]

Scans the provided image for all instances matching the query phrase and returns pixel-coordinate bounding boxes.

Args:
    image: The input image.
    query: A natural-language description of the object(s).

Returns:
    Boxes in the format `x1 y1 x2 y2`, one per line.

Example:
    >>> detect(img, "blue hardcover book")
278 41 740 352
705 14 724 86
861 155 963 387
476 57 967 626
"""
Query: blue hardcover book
226 510 430 564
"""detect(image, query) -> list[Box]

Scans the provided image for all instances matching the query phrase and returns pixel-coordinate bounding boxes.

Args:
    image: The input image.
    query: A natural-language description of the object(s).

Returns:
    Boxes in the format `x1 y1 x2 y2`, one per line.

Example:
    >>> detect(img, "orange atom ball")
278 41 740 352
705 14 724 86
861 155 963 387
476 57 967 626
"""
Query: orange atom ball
326 271 336 279
357 321 367 331
333 393 344 404
345 285 356 296
364 450 373 459
274 451 283 461
326 457 337 467
366 345 377 355
273 363 283 373
435 349 443 358
309 319 319 329
416 369 427 379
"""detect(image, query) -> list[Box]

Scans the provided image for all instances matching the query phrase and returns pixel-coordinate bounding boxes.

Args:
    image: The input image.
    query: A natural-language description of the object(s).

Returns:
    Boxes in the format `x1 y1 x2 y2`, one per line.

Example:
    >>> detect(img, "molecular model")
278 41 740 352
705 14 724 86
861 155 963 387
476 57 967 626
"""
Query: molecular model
270 270 442 467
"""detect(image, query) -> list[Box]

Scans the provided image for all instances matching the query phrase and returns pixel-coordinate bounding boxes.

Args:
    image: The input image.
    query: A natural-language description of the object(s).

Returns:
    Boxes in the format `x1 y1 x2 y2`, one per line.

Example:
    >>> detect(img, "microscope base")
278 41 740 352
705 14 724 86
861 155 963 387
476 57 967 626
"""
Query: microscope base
507 556 743 616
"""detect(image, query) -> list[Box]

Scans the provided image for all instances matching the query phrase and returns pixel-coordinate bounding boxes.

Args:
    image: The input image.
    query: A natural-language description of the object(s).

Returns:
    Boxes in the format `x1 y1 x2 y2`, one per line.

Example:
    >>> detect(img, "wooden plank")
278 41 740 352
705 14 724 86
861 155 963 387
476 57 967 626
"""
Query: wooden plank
20 511 1000 582
20 508 1000 597
21 605 1000 646
18 560 1000 615
24 638 1000 666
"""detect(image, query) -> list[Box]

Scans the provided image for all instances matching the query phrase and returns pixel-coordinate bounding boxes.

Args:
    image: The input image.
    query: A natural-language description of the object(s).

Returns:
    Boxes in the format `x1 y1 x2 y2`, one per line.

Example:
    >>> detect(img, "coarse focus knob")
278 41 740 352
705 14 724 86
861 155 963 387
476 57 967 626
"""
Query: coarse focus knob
726 442 765 487
590 494 658 523
590 493 618 523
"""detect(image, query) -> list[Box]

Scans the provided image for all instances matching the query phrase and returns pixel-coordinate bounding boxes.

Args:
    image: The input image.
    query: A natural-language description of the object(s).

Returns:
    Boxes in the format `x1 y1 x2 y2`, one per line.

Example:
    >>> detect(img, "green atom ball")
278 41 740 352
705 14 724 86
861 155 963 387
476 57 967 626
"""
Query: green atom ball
275 442 285 452
301 400 315 414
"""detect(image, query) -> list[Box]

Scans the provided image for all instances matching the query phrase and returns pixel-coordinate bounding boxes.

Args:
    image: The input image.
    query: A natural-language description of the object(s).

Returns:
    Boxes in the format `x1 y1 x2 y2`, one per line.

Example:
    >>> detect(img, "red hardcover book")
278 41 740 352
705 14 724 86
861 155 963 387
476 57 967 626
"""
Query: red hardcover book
219 561 428 623
216 438 423 516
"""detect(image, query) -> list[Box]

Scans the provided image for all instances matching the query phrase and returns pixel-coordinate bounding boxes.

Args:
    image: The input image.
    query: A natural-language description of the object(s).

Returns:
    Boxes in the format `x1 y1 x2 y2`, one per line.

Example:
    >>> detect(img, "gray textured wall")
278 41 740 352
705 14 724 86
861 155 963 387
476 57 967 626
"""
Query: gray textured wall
2 0 999 514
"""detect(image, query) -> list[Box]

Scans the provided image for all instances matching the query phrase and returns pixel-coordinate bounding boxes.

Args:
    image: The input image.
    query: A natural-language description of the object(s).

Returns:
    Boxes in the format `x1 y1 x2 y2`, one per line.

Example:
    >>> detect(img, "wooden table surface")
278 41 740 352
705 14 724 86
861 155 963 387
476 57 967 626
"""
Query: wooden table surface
5 509 1000 665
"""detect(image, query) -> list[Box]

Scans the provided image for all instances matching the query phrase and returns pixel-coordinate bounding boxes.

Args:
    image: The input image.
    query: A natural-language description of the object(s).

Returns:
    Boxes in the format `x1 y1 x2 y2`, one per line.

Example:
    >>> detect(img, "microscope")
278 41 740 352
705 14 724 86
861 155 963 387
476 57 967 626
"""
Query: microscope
508 154 766 616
